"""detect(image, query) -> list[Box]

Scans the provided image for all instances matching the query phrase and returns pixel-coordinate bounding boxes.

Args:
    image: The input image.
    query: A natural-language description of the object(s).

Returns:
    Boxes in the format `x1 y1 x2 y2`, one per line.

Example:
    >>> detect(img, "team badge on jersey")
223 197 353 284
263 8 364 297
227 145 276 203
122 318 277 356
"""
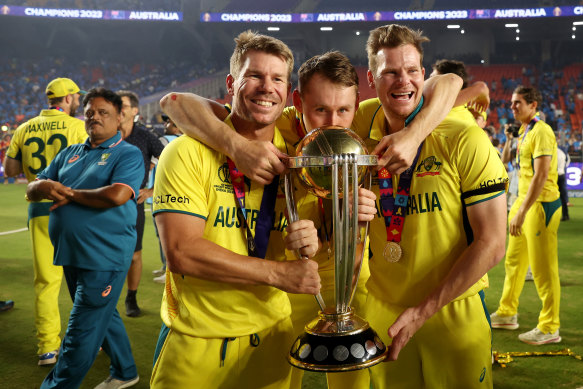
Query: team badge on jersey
218 163 230 183
97 153 111 166
415 156 442 177
68 155 80 163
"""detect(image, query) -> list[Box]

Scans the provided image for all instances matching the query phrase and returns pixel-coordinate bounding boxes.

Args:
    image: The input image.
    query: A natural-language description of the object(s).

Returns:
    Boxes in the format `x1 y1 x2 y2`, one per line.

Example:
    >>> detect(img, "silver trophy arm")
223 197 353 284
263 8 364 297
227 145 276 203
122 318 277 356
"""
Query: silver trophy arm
284 172 326 311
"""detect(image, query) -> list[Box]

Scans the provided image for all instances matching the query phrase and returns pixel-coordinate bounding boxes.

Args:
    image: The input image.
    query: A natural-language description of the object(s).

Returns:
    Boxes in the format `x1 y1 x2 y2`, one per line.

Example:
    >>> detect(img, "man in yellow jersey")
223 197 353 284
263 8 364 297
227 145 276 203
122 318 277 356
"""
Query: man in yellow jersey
3 77 87 366
490 86 562 345
430 59 491 124
150 31 321 389
282 52 374 389
352 24 508 388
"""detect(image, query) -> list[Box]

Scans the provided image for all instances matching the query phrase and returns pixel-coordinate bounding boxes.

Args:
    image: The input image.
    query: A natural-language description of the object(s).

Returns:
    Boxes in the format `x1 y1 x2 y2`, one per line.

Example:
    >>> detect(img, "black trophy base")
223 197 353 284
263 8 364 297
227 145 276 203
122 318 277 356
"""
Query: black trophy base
288 309 388 372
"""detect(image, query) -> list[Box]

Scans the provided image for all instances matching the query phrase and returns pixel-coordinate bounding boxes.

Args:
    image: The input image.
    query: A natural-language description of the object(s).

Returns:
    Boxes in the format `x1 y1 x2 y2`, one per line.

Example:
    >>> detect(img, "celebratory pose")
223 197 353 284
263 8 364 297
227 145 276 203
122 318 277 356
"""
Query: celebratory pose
491 86 561 345
160 48 463 388
3 77 87 365
355 24 508 388
150 31 320 389
27 88 142 389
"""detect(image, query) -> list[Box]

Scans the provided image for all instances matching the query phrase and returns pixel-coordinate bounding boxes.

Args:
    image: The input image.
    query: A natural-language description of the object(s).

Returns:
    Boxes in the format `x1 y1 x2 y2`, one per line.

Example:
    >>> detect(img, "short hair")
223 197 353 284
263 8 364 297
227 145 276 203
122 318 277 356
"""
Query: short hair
83 87 123 113
513 85 542 109
366 24 429 76
229 30 294 82
116 90 140 108
432 59 468 89
48 96 65 106
297 51 359 96
483 125 495 137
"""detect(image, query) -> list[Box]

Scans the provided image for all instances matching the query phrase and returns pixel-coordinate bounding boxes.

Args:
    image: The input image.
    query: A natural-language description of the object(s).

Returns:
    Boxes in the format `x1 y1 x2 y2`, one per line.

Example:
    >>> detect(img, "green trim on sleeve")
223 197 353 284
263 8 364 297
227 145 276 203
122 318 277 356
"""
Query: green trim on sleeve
465 190 505 207
152 209 207 221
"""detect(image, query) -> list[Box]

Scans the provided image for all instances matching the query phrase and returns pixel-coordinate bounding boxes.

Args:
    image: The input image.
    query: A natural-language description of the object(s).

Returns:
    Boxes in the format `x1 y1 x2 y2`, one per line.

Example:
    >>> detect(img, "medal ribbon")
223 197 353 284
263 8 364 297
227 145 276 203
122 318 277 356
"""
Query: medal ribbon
377 96 424 245
516 113 540 166
227 158 280 259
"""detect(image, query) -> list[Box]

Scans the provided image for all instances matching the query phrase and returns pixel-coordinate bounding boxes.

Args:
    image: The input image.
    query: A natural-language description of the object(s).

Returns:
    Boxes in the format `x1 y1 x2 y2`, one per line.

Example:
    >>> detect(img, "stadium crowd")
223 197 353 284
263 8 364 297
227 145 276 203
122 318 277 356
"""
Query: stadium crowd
0 57 220 130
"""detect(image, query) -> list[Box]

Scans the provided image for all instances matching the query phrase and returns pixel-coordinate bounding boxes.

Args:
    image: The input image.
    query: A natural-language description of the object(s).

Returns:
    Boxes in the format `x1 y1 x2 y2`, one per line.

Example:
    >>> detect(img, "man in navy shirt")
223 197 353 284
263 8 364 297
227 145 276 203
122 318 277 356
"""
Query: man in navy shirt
117 90 164 317
27 87 143 389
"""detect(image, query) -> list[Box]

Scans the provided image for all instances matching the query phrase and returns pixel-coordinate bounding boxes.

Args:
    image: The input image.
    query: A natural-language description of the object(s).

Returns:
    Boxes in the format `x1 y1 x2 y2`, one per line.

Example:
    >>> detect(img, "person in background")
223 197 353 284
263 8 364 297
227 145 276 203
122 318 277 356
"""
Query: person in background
3 77 87 366
491 86 562 345
556 146 570 221
28 87 142 389
116 90 165 317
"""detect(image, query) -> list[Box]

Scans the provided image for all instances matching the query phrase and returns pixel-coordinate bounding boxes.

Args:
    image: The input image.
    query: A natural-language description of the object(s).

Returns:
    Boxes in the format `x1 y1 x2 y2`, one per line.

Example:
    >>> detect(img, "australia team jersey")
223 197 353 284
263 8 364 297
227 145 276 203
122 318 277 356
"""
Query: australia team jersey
153 116 294 338
447 105 476 123
7 109 86 183
352 98 508 307
516 114 559 202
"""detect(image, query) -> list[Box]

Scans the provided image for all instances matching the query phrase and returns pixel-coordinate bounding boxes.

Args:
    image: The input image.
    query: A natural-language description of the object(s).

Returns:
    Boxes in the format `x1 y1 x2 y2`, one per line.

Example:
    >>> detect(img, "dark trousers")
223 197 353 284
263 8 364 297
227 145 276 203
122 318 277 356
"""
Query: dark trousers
558 174 569 218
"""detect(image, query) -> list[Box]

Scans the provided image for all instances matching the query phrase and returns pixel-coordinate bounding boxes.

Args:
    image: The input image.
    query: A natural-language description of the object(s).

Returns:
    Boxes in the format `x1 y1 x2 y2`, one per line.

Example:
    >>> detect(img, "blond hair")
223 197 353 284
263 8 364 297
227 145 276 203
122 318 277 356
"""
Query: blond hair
366 24 429 75
229 30 294 81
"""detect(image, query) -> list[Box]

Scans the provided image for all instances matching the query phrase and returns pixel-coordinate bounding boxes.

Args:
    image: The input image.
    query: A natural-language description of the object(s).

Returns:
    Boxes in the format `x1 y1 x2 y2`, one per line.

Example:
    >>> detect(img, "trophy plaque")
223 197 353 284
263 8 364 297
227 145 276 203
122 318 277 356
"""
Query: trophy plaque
284 126 388 372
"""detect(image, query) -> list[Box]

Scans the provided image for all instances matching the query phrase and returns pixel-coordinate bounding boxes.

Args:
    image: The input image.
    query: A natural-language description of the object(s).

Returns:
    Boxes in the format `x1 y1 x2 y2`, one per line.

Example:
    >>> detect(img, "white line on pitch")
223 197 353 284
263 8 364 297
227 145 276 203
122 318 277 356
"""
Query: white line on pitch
0 228 28 236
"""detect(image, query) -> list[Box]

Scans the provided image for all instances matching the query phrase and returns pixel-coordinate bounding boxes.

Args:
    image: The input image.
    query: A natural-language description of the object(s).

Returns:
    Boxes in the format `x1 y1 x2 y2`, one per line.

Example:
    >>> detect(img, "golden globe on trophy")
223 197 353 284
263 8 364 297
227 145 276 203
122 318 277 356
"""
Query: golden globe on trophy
284 125 388 372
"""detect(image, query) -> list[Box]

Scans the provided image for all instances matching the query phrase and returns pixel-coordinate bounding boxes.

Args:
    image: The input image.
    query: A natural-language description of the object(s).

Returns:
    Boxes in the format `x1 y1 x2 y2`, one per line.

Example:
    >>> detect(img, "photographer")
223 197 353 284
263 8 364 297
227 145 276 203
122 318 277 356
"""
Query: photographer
491 86 562 345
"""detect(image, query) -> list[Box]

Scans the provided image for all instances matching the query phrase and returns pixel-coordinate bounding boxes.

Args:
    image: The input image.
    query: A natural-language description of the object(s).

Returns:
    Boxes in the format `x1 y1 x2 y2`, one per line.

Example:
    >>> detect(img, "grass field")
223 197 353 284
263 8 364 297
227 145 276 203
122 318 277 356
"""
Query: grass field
1 183 582 388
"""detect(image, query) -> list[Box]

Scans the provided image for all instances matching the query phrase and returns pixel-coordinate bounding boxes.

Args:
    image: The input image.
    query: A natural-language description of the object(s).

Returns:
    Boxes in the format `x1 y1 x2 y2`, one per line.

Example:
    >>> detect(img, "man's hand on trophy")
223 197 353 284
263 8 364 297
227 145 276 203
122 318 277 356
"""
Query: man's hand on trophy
284 220 320 258
372 129 421 175
357 187 377 222
232 138 288 185
271 256 321 295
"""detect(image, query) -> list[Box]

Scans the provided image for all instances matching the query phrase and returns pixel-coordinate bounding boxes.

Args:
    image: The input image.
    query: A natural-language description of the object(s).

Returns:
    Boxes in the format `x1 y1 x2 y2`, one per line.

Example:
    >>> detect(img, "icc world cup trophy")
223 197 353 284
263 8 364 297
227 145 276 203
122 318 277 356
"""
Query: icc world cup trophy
284 125 388 372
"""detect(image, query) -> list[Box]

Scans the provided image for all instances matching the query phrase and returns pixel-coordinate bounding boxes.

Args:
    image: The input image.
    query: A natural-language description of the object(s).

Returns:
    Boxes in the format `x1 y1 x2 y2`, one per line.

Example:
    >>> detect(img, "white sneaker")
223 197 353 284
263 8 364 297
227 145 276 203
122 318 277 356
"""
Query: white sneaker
153 274 166 284
94 375 139 389
490 312 519 330
518 328 561 345
152 267 165 277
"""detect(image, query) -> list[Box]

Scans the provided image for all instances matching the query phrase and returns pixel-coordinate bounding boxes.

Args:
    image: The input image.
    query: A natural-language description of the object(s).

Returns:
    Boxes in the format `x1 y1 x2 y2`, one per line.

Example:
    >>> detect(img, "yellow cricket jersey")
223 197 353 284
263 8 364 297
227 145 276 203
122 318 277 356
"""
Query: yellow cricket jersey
153 116 295 338
6 109 86 182
516 114 559 202
352 98 508 307
448 105 476 123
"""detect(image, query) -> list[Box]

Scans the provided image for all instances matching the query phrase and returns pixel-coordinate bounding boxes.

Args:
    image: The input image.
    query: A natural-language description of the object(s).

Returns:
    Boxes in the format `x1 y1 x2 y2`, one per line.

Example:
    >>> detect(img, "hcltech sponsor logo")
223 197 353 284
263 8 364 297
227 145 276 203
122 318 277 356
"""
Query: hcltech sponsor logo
154 194 190 205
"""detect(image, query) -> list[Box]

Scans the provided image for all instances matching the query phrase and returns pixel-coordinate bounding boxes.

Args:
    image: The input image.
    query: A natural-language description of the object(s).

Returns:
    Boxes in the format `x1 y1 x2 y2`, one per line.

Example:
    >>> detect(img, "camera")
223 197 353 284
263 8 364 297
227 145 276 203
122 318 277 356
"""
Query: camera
507 123 521 138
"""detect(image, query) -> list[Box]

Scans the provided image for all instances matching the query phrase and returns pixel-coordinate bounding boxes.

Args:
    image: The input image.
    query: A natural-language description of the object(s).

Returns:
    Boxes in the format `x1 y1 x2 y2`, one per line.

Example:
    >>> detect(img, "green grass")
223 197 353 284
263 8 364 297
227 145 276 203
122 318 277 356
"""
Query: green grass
0 183 582 388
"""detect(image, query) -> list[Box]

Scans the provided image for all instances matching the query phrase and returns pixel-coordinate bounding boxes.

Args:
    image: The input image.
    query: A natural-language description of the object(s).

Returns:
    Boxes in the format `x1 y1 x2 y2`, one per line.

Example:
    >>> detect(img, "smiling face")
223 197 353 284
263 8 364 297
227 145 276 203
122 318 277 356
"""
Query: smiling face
227 50 290 135
293 73 358 131
511 93 537 124
367 44 425 131
84 97 121 146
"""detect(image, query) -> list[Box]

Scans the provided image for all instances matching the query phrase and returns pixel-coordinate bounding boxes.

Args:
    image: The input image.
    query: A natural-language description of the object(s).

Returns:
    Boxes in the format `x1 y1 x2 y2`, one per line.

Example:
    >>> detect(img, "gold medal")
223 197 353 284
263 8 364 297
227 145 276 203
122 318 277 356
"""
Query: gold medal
383 241 402 263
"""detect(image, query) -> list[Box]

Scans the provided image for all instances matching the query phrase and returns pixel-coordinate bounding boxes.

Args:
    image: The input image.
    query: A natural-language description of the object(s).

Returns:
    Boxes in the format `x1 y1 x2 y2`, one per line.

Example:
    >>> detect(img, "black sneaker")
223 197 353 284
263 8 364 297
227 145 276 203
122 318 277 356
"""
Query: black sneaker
0 300 14 312
125 294 141 317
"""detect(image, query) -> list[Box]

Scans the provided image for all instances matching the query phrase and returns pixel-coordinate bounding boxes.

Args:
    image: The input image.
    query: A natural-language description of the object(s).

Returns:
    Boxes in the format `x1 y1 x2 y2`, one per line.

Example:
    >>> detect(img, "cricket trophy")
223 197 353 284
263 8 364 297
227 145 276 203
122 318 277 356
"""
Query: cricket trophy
284 125 388 372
